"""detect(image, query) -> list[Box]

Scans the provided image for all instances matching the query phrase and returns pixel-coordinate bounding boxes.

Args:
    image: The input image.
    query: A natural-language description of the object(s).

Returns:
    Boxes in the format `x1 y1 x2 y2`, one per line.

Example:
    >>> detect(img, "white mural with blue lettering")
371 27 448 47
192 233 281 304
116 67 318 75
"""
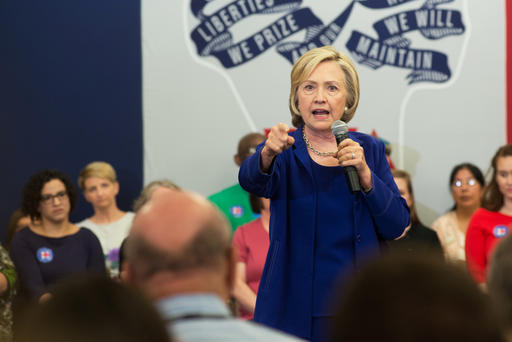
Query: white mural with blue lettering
142 0 505 224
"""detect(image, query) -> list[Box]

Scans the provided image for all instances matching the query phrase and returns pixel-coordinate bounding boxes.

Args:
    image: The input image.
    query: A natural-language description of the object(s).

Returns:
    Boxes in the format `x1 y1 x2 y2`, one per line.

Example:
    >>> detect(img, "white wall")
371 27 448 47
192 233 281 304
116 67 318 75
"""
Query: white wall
142 0 506 225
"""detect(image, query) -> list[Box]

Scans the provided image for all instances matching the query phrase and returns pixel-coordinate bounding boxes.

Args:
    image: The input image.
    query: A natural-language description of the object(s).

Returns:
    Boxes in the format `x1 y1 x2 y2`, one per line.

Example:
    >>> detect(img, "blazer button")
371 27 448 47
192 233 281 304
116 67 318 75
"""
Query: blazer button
357 234 361 242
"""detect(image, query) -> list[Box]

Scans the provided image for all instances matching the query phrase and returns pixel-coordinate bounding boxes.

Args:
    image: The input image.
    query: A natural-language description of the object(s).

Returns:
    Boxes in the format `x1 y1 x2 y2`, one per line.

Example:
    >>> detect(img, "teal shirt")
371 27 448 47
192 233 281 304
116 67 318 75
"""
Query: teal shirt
208 183 256 232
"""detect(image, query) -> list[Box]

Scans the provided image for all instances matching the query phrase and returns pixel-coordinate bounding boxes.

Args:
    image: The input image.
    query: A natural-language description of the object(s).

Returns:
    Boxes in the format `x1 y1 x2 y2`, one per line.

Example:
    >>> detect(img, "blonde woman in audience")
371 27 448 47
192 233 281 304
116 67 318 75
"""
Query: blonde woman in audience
77 161 134 278
431 163 484 264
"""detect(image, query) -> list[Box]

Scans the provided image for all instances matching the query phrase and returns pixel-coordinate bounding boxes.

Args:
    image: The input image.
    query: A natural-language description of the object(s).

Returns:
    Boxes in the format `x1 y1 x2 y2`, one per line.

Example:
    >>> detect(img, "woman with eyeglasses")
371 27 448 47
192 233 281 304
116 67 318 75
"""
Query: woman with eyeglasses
10 170 105 304
466 144 512 285
431 163 484 264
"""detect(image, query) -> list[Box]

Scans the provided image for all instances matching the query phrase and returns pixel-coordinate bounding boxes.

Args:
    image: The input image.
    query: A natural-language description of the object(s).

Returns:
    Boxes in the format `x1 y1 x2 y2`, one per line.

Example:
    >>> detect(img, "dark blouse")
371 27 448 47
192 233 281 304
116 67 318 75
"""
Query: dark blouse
311 161 354 315
388 222 443 258
10 227 106 298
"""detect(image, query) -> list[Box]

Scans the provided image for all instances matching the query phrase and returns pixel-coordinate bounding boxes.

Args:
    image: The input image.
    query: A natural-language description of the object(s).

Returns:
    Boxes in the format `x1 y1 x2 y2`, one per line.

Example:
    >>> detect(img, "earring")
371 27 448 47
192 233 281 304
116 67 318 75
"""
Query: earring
344 106 348 113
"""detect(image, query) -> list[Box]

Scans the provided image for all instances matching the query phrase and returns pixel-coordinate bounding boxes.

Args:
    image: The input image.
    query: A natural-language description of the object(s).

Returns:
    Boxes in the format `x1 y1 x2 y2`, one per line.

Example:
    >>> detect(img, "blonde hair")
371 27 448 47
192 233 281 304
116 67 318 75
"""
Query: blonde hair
289 46 360 127
78 161 117 189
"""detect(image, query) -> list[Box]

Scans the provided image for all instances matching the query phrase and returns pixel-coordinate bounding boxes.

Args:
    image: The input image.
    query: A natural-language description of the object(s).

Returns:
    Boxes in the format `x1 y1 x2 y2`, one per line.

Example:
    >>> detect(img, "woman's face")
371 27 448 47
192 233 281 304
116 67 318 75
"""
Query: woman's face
394 177 412 208
450 168 482 210
297 61 347 132
38 178 70 223
496 156 512 202
83 177 119 210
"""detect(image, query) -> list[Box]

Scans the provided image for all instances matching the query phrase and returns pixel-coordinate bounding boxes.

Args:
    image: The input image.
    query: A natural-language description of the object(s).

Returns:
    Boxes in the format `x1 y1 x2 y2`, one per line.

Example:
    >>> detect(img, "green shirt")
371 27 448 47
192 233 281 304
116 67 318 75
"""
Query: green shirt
209 183 257 232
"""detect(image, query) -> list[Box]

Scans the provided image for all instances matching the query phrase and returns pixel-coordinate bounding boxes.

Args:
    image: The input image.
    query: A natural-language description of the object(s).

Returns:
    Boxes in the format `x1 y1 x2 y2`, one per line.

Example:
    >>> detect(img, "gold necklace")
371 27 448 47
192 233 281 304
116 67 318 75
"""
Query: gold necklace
302 126 337 157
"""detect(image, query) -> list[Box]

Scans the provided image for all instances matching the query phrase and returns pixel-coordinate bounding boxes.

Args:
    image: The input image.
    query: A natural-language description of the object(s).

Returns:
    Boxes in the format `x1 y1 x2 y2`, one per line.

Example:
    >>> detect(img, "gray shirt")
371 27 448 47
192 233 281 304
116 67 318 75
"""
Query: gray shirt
156 294 305 342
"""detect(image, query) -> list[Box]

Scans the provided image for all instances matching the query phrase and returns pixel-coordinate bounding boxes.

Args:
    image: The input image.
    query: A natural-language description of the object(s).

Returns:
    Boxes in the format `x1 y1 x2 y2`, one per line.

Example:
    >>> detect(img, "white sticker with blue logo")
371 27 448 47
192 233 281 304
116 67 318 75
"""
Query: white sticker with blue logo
493 225 509 239
37 247 54 263
230 205 244 218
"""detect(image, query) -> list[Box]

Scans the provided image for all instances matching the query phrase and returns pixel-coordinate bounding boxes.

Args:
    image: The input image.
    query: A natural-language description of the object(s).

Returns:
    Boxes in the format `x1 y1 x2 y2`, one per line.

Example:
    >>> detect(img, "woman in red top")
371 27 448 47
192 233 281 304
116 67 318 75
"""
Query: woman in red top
466 144 512 285
231 194 270 320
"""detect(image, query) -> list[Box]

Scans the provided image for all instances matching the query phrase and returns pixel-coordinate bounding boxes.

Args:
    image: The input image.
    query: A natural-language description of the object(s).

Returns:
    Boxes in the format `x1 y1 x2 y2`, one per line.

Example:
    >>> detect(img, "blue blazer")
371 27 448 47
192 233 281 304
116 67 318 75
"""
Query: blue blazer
238 126 410 339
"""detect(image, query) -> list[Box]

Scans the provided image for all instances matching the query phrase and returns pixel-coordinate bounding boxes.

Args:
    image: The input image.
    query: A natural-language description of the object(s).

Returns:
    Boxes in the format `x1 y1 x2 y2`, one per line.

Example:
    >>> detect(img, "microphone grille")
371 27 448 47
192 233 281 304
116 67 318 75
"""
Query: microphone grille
331 120 348 136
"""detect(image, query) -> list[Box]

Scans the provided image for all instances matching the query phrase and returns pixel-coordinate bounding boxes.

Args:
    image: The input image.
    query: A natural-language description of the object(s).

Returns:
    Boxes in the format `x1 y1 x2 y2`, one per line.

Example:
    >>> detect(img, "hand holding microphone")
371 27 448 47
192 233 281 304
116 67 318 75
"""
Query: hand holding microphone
331 120 372 193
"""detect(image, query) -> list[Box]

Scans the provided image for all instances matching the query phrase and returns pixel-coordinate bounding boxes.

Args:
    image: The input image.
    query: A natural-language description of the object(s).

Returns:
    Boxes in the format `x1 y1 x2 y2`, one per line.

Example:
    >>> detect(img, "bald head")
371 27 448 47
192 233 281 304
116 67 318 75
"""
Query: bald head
126 190 231 281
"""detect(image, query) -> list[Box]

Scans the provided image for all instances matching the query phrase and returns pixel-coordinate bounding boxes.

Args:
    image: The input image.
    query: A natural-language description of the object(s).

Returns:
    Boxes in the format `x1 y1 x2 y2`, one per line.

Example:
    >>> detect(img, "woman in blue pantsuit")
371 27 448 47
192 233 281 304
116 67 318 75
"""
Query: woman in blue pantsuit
239 46 410 342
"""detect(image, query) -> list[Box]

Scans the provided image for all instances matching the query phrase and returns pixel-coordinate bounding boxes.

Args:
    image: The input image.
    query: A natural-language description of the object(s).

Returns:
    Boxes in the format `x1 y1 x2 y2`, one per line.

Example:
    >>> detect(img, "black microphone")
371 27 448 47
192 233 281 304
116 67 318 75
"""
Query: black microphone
331 120 361 193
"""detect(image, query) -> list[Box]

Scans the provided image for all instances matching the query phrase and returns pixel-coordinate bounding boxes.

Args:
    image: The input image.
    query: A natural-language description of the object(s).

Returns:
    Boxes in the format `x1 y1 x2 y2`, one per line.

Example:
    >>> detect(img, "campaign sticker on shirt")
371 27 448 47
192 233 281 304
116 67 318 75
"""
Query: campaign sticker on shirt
230 205 244 218
37 247 54 263
493 225 509 238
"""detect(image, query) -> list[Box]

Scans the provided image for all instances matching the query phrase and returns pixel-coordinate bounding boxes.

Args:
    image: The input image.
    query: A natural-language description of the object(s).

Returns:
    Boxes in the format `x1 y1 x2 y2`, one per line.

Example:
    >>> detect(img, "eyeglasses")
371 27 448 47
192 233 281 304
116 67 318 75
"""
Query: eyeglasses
40 191 67 204
453 179 477 188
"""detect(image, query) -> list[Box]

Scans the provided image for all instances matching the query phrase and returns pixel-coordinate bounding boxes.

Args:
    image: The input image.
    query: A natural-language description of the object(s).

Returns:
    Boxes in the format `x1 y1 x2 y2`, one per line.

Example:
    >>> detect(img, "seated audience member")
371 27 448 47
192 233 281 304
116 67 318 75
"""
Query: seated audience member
331 252 505 342
232 193 270 319
0 244 17 342
388 170 443 257
124 189 303 342
209 132 266 232
488 233 512 339
76 161 134 277
132 179 180 212
10 170 105 303
432 163 485 264
466 145 512 284
16 274 171 342
6 209 31 250
118 179 180 281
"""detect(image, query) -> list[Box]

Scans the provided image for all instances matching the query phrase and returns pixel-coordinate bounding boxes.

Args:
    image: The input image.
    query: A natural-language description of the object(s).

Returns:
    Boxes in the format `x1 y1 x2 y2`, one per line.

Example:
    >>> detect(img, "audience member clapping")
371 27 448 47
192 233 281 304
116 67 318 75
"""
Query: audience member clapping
16 274 171 342
432 163 485 264
331 252 505 342
466 144 512 284
231 193 270 319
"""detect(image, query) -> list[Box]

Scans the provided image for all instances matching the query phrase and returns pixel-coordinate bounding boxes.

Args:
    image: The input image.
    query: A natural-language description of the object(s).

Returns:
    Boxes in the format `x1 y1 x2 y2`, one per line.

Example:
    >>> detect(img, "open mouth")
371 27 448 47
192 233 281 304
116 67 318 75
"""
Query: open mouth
312 109 329 116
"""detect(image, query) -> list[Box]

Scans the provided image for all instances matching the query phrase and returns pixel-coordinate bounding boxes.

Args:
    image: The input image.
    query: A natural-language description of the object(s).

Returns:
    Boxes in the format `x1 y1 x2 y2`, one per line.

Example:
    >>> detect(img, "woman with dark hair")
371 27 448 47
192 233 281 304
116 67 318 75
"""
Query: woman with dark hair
431 163 484 264
10 170 105 303
231 193 270 320
388 170 443 256
466 144 512 284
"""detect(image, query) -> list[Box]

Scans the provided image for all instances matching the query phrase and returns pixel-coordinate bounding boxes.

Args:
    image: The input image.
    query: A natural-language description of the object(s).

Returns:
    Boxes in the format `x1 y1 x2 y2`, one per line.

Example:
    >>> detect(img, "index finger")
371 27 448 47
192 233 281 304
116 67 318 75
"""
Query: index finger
276 123 290 133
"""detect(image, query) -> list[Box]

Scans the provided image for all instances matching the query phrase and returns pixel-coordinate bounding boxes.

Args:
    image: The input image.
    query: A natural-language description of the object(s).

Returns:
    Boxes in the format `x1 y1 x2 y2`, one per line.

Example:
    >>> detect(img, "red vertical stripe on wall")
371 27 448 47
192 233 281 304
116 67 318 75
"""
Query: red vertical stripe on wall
508 0 512 143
